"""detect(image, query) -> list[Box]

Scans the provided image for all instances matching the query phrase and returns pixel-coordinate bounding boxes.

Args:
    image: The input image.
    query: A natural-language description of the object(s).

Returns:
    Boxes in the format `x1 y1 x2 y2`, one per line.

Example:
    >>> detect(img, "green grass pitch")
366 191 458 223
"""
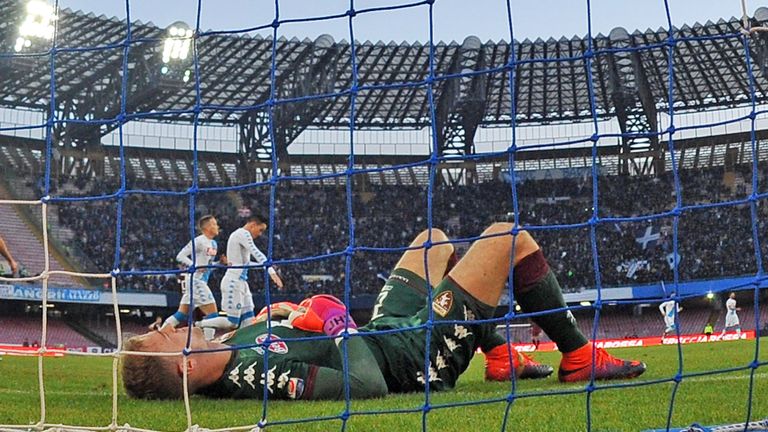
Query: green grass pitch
0 338 766 431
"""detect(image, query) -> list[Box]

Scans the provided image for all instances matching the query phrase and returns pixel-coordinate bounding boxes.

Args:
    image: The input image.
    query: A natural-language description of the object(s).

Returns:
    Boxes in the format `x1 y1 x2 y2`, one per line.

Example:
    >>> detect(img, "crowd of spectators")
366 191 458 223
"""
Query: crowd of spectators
52 162 768 297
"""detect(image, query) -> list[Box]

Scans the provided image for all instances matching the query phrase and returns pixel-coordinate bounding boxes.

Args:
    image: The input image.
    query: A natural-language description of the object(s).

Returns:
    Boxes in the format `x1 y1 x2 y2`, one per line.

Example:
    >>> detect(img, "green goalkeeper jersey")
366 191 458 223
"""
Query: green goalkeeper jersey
197 270 495 400
198 320 387 400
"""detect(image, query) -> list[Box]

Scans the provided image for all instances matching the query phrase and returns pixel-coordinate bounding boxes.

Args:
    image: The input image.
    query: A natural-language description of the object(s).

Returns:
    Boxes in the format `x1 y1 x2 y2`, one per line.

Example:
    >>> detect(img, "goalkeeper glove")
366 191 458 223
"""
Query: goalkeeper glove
292 294 357 336
254 301 300 324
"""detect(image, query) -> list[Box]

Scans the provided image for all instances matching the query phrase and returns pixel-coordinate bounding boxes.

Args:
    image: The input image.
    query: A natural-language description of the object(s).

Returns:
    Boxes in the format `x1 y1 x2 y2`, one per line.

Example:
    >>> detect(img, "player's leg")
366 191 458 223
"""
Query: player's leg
447 222 538 306
366 224 554 388
375 227 551 380
430 228 553 380
198 302 218 317
359 225 503 390
192 279 218 316
158 304 189 332
197 275 239 331
440 224 552 381
159 275 192 332
370 228 455 322
393 228 455 283
723 314 740 336
238 281 256 328
448 222 645 382
665 317 675 336
407 223 542 388
190 278 220 339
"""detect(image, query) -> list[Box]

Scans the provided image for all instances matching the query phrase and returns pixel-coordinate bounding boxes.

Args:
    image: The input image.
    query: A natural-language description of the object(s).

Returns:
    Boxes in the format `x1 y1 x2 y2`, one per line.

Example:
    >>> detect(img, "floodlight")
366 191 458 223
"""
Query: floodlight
14 0 55 52
156 21 193 85
162 23 193 64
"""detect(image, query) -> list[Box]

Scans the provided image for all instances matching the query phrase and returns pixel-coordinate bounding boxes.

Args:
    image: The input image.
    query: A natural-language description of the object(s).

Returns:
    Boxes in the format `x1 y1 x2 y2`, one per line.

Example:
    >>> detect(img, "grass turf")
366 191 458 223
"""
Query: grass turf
0 338 766 432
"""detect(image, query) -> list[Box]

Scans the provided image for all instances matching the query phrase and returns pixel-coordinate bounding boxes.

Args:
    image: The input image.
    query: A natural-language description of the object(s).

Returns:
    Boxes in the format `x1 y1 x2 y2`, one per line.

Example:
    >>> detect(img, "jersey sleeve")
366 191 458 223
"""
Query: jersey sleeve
176 240 193 267
227 336 387 400
248 260 277 275
302 336 388 400
242 231 271 268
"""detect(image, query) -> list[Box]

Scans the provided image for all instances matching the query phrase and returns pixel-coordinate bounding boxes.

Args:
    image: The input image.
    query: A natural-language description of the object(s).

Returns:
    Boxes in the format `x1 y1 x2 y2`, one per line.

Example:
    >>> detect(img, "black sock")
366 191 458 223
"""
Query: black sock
514 250 588 353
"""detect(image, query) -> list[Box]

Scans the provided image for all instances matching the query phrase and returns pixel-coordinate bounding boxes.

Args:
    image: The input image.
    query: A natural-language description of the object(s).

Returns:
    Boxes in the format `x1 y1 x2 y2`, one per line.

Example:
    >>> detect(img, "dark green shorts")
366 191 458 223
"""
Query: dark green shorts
362 269 495 393
368 268 429 320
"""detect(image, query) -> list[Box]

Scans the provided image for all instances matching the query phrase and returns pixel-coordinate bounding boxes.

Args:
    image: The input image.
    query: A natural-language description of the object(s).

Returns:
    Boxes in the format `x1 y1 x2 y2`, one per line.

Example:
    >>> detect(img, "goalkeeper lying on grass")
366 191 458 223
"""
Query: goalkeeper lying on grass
122 224 645 400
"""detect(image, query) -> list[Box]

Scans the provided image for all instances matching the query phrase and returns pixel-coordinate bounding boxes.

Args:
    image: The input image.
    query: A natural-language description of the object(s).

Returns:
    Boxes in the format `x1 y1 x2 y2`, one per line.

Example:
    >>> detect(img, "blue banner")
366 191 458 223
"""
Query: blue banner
630 276 768 299
0 284 101 303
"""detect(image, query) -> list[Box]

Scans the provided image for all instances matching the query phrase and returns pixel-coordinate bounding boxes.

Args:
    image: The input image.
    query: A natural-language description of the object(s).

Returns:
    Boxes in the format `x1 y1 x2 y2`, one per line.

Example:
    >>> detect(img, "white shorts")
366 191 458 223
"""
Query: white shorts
725 313 740 328
220 275 254 320
179 276 215 308
664 316 675 333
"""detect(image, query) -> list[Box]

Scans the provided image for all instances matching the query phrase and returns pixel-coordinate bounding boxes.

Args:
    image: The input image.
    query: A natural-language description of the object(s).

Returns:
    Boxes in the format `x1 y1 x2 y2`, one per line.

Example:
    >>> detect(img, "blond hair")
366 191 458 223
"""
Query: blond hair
121 335 183 399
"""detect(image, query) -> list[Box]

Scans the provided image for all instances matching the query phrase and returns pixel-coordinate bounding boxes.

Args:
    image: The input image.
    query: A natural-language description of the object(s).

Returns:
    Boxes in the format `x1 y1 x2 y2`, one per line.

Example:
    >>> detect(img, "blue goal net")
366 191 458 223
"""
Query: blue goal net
0 0 766 431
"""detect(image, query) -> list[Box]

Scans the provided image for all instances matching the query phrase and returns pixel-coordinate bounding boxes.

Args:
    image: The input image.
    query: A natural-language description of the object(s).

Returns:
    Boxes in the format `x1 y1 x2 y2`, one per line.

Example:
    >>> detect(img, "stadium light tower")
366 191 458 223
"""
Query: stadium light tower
14 0 55 52
160 21 193 83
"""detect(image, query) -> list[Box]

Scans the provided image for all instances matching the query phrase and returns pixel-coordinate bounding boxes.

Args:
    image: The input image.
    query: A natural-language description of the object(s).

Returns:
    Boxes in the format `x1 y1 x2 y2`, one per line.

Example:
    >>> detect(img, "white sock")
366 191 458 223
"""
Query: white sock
239 319 255 329
161 315 181 330
202 327 216 340
196 316 237 331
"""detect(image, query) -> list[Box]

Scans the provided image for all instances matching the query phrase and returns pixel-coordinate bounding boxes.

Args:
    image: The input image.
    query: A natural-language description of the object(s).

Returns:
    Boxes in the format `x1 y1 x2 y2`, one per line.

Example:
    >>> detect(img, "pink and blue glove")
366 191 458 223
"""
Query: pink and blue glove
254 301 300 324
292 294 357 336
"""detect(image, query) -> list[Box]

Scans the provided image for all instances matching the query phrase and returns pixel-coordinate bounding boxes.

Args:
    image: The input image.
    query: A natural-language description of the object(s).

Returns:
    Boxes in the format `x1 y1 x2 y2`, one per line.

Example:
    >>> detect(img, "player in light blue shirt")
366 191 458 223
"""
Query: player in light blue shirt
721 292 741 336
155 215 224 335
659 292 682 337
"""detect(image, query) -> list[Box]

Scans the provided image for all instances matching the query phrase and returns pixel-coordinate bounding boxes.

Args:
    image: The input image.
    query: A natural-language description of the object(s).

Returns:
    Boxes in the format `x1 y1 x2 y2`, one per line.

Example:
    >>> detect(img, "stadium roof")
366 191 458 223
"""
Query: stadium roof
2 1 768 124
1 0 768 170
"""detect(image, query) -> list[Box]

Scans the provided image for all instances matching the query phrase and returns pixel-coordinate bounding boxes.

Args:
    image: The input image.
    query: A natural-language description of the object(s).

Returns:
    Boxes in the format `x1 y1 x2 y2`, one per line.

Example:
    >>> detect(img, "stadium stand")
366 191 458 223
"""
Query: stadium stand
0 315 95 348
1 135 766 296
29 161 766 295
75 319 154 348
0 200 82 287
